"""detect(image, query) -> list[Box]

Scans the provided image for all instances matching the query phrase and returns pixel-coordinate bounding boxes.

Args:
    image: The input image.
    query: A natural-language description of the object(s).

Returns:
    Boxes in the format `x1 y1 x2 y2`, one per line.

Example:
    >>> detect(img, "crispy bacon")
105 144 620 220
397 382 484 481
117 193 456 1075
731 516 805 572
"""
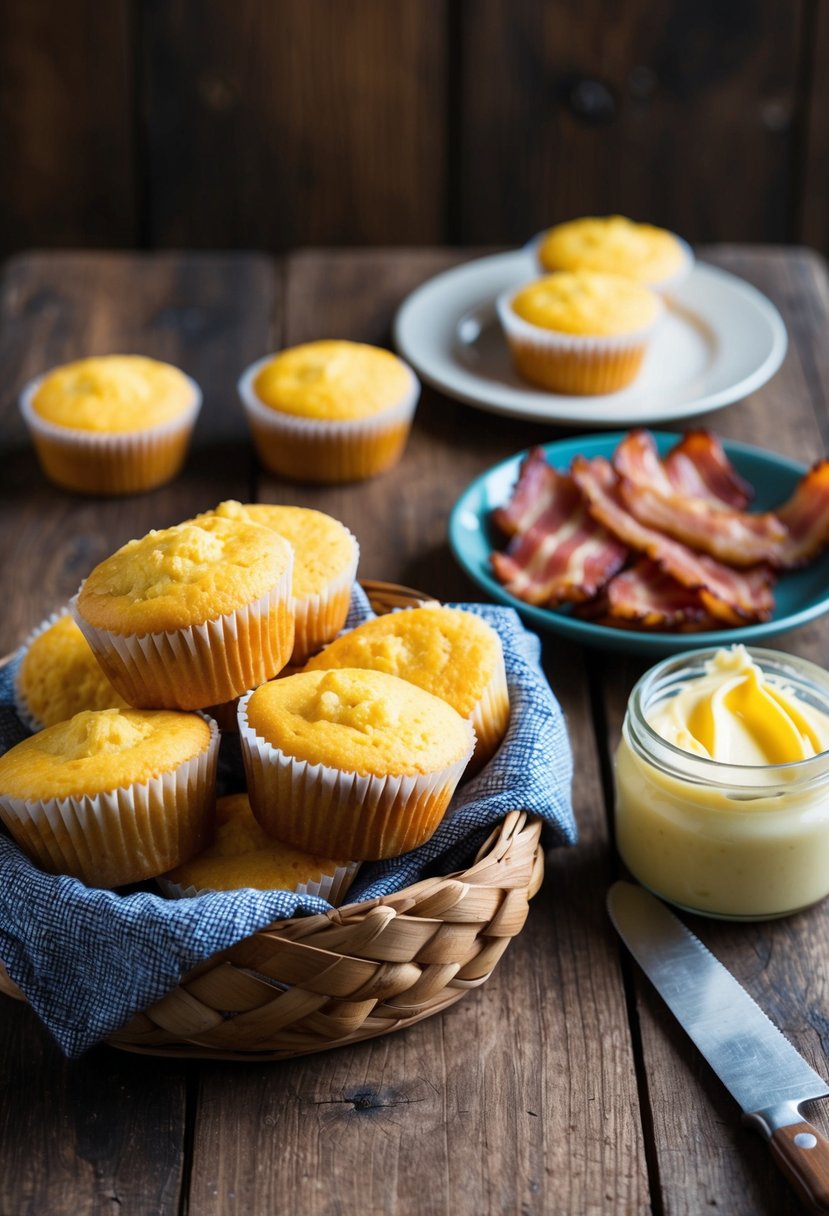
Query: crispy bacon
490 458 628 605
492 447 557 538
571 456 776 624
580 560 721 632
774 460 829 566
662 430 753 508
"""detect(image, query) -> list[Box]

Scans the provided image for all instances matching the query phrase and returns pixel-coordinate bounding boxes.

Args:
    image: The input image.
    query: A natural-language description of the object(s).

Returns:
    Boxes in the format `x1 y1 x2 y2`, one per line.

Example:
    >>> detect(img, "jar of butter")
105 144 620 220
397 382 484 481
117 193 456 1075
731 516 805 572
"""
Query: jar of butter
615 645 829 920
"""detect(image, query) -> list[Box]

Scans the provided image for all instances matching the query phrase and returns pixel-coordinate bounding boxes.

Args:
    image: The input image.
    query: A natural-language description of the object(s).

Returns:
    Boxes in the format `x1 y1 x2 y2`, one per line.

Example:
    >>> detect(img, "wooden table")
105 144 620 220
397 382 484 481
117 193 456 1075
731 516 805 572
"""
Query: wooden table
1 246 828 1216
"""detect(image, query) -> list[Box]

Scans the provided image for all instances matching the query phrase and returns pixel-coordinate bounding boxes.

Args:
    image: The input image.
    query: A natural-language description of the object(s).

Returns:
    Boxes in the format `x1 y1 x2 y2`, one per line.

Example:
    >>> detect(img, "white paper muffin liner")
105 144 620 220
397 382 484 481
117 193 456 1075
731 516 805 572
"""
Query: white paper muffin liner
0 714 220 888
19 371 202 496
291 532 360 663
70 559 295 711
237 354 420 482
13 607 68 733
526 229 695 294
237 688 475 860
157 858 360 905
467 647 511 776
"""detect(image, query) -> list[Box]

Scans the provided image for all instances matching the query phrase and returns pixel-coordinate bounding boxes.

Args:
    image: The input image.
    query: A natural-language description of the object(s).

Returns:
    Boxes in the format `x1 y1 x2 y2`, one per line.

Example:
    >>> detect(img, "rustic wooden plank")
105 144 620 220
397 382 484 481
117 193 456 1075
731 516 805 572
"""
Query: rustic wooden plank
799 1 829 254
141 0 447 249
0 250 276 1215
0 0 136 258
598 247 829 1214
457 0 804 247
185 249 649 1214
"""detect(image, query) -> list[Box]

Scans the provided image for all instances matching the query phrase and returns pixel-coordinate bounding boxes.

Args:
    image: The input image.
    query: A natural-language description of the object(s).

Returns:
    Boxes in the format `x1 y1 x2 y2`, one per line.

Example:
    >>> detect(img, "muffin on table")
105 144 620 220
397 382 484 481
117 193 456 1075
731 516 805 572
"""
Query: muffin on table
497 271 663 395
19 355 201 495
535 215 692 291
304 605 509 775
0 707 219 888
160 792 358 903
238 667 475 860
14 611 129 731
197 500 359 664
238 340 420 483
72 514 295 711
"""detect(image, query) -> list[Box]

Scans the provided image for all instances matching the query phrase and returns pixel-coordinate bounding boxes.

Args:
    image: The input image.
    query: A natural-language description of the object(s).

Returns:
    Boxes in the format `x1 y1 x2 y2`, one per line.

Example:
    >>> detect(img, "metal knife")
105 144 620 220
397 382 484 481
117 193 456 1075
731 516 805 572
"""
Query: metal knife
607 880 829 1214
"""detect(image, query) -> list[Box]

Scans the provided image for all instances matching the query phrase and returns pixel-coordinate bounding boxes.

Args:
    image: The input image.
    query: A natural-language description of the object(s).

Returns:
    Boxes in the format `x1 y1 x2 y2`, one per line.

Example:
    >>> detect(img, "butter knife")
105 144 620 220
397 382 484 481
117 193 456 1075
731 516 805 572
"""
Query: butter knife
608 880 829 1214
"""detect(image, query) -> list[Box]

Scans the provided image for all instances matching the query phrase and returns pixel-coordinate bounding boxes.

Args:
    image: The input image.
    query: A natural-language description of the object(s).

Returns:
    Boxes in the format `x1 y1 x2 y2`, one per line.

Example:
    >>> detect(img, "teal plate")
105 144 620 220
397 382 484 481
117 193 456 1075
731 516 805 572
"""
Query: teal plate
448 432 829 656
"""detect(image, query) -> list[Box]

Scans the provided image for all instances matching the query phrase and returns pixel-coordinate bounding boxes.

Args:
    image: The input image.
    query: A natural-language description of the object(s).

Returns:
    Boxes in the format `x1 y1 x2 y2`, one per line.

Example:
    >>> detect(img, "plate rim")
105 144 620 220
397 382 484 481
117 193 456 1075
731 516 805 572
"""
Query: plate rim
394 250 788 426
448 431 829 656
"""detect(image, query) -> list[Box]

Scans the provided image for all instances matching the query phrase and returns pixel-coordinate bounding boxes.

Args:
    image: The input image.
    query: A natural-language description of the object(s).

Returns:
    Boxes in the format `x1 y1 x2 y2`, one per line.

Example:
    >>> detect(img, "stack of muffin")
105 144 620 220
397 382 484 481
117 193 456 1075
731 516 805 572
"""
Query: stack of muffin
0 504 510 900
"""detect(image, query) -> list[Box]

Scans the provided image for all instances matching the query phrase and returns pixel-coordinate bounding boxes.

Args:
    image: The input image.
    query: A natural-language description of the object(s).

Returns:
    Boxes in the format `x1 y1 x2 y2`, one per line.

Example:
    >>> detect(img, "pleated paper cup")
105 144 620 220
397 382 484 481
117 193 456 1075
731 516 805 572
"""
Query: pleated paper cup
466 648 511 777
497 287 663 396
71 565 295 712
238 355 420 483
237 689 475 860
19 372 202 496
157 859 360 905
0 715 220 888
291 535 360 664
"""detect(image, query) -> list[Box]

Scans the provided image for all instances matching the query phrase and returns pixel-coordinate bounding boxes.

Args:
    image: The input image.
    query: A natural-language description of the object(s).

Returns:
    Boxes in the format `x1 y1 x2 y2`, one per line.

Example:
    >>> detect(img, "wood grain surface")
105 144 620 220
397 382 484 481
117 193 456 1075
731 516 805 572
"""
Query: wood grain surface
0 245 828 1214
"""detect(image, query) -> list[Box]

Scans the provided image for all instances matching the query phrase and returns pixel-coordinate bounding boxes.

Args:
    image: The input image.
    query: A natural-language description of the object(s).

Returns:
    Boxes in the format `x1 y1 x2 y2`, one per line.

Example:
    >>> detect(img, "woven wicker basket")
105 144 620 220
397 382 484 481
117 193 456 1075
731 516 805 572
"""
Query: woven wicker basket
0 581 544 1061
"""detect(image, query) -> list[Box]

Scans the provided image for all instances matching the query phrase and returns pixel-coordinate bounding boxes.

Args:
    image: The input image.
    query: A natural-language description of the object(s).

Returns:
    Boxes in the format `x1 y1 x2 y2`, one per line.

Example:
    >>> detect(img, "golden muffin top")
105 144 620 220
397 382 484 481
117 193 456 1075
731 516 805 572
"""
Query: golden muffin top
75 515 293 634
0 708 212 801
198 501 358 600
252 340 412 421
537 216 687 285
163 792 350 892
244 668 474 776
305 606 504 720
16 613 129 728
32 355 195 433
510 272 662 337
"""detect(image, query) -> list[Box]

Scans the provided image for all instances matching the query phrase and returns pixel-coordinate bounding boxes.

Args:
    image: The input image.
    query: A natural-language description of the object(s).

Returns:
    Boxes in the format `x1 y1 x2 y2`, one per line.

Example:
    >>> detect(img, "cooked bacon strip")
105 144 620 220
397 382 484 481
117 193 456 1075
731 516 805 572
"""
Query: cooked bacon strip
774 460 829 566
492 447 559 537
612 430 676 496
571 456 775 624
663 430 753 508
580 560 722 632
490 459 627 605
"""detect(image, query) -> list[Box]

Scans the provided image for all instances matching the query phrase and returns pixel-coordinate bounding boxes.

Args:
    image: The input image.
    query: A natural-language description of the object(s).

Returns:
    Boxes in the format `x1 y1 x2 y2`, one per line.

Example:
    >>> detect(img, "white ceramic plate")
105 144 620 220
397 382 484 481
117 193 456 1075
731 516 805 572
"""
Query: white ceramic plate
393 250 788 427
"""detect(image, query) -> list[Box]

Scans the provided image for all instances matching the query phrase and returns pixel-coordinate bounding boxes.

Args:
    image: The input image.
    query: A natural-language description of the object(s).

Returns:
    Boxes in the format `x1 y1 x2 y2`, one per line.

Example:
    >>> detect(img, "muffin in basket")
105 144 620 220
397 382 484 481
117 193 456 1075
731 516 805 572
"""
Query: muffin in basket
535 215 692 291
238 340 420 482
0 707 219 887
196 500 359 664
238 667 475 860
19 355 201 496
14 611 129 731
160 792 358 903
72 514 294 710
497 271 663 395
304 605 509 774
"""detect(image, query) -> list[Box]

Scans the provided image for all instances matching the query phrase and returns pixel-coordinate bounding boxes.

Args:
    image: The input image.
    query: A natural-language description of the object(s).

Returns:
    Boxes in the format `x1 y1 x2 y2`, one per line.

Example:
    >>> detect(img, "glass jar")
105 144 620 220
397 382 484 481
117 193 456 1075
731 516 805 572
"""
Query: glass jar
614 647 829 920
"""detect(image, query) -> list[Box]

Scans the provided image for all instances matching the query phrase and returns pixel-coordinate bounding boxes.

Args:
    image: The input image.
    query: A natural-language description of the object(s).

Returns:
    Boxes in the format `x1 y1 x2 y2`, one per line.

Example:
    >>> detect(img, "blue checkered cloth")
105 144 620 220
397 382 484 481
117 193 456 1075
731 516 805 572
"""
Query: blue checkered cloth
0 587 575 1057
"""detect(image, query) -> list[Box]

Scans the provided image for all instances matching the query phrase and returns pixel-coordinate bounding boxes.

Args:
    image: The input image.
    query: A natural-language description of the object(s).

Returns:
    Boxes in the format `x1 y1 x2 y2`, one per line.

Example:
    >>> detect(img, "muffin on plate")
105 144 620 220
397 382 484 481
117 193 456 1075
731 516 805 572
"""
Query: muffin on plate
159 792 358 903
304 605 509 774
14 610 129 731
535 215 692 291
19 355 202 495
497 271 663 395
238 340 420 483
238 667 475 860
197 501 359 664
0 707 218 887
72 514 295 710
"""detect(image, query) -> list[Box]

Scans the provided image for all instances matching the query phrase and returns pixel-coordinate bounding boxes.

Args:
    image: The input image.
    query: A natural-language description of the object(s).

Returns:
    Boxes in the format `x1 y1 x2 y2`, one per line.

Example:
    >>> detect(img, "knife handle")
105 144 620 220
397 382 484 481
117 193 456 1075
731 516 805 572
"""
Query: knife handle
771 1121 829 1213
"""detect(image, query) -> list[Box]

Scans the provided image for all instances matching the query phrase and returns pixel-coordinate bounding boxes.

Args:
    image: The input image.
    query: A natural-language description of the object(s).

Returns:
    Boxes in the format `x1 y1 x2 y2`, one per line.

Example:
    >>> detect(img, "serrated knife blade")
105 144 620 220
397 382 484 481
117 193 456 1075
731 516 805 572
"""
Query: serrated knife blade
608 881 829 1214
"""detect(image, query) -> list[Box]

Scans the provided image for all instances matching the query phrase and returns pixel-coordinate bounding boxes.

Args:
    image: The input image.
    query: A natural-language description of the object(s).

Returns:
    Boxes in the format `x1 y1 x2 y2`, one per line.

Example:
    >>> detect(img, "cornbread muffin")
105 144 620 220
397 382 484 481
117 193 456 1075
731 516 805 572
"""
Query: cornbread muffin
497 271 663 394
200 501 359 663
238 668 475 859
72 515 295 710
238 340 420 482
0 707 219 887
19 355 202 495
14 611 129 732
160 792 358 902
305 606 509 774
536 215 692 290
